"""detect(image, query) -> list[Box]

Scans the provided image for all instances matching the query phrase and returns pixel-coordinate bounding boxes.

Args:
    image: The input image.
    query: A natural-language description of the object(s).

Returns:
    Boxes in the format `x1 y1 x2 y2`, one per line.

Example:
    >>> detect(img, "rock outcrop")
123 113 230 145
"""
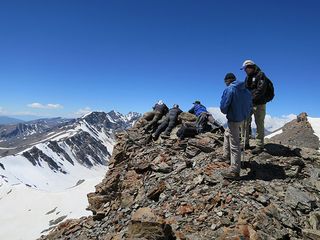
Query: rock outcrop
41 114 320 240
270 112 320 150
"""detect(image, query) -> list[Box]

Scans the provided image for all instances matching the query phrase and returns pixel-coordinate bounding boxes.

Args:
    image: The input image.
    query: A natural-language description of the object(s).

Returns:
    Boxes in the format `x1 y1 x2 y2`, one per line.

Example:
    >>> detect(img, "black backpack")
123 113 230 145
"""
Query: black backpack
265 77 275 102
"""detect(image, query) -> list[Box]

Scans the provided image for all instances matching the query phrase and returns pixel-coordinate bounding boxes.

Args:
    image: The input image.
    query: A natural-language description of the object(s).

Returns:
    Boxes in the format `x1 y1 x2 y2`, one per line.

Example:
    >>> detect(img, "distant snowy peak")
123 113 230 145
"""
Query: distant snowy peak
125 111 142 121
81 111 141 130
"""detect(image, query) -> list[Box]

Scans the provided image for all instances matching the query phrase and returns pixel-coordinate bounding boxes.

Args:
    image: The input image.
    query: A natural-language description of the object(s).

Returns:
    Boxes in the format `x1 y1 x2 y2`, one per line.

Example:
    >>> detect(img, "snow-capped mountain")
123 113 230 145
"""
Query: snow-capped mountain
0 117 73 141
266 112 320 150
0 111 141 189
0 111 141 240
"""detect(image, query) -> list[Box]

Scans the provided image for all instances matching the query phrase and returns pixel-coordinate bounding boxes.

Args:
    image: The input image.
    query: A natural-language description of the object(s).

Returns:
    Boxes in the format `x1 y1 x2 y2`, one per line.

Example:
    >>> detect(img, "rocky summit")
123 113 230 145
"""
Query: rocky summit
41 112 320 240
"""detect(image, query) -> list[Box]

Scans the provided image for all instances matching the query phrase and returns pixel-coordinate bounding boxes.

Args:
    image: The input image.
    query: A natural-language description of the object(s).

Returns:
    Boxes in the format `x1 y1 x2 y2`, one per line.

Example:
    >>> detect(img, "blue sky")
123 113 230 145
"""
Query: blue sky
0 0 319 120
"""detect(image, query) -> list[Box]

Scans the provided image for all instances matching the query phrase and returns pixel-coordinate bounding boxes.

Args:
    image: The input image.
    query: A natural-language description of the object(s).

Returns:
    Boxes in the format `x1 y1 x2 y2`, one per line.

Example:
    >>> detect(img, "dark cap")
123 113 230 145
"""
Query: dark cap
224 73 236 81
193 100 201 104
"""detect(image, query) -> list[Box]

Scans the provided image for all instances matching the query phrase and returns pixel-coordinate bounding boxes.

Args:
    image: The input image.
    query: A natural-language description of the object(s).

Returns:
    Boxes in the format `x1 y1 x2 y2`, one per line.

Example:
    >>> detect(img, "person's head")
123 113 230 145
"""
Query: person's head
173 104 179 108
193 100 201 105
241 60 256 75
224 73 236 86
157 100 164 105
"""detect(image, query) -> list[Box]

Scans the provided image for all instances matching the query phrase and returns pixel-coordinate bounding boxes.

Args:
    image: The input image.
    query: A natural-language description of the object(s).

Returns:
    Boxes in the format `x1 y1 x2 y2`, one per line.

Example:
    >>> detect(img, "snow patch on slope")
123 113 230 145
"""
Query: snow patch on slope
0 151 108 191
309 117 320 139
0 174 105 240
265 129 283 139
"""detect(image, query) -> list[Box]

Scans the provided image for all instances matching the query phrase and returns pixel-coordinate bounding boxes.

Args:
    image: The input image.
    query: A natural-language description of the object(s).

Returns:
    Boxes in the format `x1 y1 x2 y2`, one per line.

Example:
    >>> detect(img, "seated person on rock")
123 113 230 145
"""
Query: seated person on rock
177 112 224 140
152 104 183 140
144 100 169 133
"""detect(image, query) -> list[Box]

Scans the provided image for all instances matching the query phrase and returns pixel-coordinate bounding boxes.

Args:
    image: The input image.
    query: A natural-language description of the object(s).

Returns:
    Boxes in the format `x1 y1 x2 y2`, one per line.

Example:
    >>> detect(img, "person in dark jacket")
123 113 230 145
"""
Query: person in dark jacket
189 101 223 132
220 73 252 180
145 100 169 132
152 104 182 140
240 60 269 154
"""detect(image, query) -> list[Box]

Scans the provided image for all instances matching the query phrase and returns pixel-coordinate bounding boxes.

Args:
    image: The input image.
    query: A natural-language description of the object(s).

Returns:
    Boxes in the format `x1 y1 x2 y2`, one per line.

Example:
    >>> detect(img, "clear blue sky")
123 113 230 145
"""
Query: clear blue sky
0 0 319 119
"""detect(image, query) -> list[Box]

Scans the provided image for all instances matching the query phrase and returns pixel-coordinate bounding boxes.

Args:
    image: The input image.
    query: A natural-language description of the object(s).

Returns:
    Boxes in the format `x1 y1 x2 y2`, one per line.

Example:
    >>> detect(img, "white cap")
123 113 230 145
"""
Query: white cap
157 100 164 105
241 60 255 70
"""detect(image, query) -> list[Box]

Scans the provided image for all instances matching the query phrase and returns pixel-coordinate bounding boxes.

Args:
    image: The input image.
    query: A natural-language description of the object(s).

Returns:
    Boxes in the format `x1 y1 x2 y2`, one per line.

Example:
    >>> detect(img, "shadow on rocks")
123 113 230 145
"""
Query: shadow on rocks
264 143 298 157
241 160 287 181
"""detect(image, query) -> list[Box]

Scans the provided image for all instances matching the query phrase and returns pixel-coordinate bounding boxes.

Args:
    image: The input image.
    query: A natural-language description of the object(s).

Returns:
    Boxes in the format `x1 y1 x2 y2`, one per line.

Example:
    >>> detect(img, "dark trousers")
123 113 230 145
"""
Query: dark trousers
145 111 162 132
154 116 177 139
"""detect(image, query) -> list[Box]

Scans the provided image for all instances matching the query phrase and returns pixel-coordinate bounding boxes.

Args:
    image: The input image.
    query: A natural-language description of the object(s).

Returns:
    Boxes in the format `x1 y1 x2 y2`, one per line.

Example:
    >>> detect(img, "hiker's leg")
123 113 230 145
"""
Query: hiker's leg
145 112 162 131
154 118 169 139
241 115 251 146
228 121 241 173
254 104 266 149
164 117 176 135
223 126 231 159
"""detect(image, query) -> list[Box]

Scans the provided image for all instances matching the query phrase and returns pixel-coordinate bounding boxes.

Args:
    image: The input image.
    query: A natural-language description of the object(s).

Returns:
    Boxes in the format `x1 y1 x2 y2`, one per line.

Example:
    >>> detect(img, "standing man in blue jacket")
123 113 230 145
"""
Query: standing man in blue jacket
220 73 252 180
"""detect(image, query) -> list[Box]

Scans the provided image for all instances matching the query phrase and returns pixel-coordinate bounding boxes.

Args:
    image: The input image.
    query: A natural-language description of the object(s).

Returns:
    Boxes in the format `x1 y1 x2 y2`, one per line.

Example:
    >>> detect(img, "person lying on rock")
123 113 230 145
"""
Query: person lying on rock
188 100 223 132
152 104 183 140
144 100 169 133
220 73 252 180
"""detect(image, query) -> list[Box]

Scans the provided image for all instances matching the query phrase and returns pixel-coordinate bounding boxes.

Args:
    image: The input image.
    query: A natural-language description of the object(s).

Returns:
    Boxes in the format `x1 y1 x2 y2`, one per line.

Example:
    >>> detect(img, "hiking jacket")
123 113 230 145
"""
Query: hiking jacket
188 104 207 117
220 80 252 122
168 107 183 120
153 103 169 115
245 66 269 105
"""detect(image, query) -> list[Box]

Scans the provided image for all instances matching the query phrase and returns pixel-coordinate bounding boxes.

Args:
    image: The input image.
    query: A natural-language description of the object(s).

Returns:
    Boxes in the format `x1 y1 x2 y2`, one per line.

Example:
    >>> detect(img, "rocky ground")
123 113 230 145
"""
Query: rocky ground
40 113 320 240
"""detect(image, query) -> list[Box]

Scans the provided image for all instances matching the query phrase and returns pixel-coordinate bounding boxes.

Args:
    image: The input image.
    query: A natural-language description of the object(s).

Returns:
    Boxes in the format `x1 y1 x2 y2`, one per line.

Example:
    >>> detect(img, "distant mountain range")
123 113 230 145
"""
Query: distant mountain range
0 111 141 187
0 116 24 125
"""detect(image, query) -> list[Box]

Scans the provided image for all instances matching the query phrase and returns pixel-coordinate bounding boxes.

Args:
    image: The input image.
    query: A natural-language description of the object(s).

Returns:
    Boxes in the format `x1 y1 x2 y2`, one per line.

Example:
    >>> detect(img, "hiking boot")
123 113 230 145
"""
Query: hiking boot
152 134 158 141
161 134 170 139
251 147 264 155
221 170 240 180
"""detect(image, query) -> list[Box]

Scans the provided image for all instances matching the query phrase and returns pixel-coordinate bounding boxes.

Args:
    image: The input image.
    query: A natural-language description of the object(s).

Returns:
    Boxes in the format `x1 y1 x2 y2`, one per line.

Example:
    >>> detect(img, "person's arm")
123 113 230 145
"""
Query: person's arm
220 88 233 114
188 106 195 114
164 105 169 114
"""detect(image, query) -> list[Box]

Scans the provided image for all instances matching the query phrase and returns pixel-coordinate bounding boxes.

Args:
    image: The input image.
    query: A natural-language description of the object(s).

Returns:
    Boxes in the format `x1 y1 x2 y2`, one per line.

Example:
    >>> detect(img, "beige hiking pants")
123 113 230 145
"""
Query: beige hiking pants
223 121 242 173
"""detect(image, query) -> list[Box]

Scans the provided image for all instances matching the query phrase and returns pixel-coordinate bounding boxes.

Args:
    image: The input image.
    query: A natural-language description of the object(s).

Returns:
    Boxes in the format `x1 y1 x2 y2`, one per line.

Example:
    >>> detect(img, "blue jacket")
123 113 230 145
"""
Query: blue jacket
220 80 252 122
188 104 207 117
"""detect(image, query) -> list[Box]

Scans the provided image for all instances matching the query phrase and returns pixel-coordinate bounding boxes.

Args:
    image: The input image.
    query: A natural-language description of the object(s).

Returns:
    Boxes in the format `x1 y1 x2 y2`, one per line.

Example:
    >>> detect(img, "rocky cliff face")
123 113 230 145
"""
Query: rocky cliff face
41 113 320 240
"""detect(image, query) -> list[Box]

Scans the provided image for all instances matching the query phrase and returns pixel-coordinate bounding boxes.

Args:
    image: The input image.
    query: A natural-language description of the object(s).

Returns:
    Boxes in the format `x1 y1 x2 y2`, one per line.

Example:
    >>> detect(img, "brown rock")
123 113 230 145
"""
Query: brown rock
177 204 194 216
147 181 166 201
128 207 175 240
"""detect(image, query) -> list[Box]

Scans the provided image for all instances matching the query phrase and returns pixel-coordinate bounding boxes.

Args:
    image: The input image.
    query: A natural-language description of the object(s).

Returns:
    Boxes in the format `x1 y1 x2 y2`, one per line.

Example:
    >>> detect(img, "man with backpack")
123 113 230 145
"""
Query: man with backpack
220 73 252 180
240 60 274 154
152 104 182 140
